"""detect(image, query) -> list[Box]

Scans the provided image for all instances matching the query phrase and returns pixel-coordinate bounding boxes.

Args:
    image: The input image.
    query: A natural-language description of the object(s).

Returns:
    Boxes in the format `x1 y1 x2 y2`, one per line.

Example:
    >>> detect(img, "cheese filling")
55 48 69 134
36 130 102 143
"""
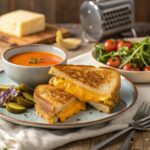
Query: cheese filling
49 77 113 106
57 100 85 122
35 99 85 124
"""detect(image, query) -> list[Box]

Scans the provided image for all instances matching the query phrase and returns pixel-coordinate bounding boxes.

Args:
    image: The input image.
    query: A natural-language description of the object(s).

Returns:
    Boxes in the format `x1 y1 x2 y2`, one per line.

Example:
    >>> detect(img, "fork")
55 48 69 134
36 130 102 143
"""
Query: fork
119 102 150 150
90 102 150 150
119 130 135 150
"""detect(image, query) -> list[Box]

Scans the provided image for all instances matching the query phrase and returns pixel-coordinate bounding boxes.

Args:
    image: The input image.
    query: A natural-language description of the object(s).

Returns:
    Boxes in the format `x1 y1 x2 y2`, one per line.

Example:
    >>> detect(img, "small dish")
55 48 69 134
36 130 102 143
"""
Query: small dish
0 71 137 129
91 49 150 83
2 44 67 87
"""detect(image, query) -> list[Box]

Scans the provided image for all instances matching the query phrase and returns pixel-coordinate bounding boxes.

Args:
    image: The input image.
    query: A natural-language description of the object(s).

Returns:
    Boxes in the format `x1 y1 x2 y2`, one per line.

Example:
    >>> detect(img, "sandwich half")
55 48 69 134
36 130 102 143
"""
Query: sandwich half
34 84 86 124
49 65 121 113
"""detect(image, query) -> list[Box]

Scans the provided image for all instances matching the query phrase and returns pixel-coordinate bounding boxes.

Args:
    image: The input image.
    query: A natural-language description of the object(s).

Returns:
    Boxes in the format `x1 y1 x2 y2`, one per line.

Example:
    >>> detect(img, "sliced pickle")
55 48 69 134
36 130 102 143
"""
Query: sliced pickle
14 85 22 90
0 85 10 90
0 85 20 91
19 83 34 93
22 92 34 102
17 96 34 108
12 97 17 102
6 102 26 113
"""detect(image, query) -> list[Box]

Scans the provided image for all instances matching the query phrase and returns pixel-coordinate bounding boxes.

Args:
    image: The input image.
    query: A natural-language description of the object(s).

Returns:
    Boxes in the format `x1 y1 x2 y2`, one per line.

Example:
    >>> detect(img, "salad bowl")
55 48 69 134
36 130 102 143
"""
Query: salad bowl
91 50 150 83
91 37 150 83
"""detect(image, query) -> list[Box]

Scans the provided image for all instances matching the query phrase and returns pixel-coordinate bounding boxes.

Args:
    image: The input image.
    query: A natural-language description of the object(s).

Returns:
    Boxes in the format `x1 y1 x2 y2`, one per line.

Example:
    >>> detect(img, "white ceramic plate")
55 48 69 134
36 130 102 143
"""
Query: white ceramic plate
0 71 137 129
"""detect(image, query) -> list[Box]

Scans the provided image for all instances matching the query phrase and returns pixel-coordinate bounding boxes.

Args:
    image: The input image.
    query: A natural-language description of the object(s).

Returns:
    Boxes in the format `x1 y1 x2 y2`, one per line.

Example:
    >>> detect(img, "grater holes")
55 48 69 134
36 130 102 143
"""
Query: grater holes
102 6 132 31
103 10 130 20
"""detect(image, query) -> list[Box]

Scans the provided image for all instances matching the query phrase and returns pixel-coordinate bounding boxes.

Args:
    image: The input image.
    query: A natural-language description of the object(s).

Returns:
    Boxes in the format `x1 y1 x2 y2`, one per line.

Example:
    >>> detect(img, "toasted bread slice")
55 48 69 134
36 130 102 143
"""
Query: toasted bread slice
49 65 120 101
34 84 86 124
88 93 120 113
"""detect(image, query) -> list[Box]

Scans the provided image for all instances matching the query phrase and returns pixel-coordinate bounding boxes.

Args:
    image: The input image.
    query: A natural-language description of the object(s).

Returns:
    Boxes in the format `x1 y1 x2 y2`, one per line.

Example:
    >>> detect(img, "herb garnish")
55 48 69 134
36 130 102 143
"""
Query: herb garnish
28 58 44 64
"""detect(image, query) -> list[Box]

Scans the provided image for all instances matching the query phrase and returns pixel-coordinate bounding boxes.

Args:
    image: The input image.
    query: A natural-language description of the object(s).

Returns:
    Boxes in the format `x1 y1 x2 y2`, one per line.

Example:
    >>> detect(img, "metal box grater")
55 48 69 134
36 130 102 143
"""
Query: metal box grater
80 0 135 40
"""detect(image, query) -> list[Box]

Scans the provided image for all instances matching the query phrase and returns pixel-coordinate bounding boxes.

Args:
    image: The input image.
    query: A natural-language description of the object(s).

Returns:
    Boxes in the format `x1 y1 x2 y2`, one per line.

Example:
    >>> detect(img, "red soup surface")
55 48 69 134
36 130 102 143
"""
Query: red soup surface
9 51 63 66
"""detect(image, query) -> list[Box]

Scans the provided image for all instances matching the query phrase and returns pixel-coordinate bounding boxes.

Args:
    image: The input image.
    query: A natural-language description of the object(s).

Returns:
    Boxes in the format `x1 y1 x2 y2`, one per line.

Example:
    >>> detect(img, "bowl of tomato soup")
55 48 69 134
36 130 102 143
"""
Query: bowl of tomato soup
2 44 67 87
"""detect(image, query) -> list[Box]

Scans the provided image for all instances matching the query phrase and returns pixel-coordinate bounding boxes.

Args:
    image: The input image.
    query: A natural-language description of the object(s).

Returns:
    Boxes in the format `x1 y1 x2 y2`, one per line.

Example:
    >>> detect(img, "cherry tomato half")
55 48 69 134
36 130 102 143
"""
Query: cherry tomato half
117 40 132 50
104 39 117 51
144 66 150 71
123 63 140 71
123 63 132 70
106 57 121 68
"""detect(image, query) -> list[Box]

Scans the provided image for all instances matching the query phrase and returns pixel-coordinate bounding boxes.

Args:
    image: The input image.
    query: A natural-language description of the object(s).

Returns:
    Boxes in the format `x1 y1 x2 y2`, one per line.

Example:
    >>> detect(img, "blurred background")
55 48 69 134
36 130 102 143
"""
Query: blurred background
0 0 149 23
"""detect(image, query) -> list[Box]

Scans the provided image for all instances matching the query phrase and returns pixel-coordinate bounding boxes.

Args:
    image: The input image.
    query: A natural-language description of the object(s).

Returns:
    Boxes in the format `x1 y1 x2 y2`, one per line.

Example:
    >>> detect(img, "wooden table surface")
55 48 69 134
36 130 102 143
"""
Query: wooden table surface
1 23 150 150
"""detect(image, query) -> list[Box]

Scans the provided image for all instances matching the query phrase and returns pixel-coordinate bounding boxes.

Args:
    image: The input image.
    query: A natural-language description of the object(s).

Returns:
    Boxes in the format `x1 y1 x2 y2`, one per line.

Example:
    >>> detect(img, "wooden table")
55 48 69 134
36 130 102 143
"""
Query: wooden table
1 23 150 150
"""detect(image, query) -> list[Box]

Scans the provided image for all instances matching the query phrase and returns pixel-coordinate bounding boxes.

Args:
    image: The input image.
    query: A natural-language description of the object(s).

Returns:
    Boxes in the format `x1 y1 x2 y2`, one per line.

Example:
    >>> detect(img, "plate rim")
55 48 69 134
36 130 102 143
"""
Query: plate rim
0 72 138 129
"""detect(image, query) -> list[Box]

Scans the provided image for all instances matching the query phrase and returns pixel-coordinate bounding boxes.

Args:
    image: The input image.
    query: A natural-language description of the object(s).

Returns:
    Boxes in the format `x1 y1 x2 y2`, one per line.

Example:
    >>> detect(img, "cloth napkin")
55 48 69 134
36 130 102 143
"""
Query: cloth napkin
0 52 149 150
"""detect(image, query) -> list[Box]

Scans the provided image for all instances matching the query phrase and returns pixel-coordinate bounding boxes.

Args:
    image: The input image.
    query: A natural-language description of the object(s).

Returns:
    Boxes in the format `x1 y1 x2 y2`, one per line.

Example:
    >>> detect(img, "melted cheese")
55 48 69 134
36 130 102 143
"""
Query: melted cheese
35 100 85 124
58 100 85 122
50 77 113 106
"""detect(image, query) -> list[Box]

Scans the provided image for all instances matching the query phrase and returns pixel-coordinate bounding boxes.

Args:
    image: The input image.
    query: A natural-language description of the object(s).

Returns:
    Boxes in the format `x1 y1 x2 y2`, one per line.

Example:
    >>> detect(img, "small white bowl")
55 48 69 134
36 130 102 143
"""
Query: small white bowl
91 49 150 83
2 44 67 87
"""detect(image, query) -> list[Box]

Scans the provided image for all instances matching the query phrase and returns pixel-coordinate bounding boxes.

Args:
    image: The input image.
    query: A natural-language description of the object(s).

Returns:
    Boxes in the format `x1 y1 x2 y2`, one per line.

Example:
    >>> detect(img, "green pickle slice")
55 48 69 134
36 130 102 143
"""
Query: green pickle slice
0 85 21 91
19 83 34 93
17 96 34 108
6 102 26 113
0 85 10 90
22 92 34 102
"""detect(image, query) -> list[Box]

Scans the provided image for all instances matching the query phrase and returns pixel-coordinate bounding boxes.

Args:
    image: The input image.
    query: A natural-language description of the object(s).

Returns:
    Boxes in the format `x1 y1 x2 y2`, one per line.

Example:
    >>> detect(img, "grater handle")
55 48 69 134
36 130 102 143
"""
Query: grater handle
131 28 137 37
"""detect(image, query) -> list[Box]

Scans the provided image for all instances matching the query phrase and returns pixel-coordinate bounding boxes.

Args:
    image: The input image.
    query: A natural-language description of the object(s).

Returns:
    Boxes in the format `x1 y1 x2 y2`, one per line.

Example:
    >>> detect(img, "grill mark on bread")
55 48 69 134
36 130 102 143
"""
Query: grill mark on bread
49 65 121 97
53 66 113 88
36 85 75 104
50 88 73 104
34 84 78 115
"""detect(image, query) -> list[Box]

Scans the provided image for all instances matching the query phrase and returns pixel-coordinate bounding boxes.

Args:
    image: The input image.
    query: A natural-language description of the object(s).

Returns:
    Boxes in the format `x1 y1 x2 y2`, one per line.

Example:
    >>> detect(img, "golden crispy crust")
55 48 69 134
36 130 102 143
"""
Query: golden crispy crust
34 84 77 115
50 65 101 88
88 92 120 113
49 65 121 98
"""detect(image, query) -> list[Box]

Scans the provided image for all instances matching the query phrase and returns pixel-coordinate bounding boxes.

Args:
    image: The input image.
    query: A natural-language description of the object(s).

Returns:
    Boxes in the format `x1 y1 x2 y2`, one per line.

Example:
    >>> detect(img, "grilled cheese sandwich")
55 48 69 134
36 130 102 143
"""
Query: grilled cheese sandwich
49 76 114 106
34 84 86 124
49 65 121 113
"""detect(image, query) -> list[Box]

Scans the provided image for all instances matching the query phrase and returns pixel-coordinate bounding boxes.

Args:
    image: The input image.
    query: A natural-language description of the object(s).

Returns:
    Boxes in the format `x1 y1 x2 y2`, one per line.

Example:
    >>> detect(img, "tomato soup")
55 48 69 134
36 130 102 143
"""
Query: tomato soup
9 51 63 66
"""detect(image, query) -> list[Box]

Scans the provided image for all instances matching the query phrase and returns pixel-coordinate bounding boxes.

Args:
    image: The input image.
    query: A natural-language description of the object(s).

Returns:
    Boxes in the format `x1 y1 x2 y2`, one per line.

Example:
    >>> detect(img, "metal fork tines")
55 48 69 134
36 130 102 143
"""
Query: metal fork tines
90 102 150 150
134 102 150 120
119 102 150 150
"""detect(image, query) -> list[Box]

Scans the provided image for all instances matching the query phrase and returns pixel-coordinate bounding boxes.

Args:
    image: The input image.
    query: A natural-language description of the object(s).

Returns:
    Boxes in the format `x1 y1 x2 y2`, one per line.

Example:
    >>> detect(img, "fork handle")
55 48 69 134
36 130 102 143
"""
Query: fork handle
119 130 135 150
90 126 133 150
